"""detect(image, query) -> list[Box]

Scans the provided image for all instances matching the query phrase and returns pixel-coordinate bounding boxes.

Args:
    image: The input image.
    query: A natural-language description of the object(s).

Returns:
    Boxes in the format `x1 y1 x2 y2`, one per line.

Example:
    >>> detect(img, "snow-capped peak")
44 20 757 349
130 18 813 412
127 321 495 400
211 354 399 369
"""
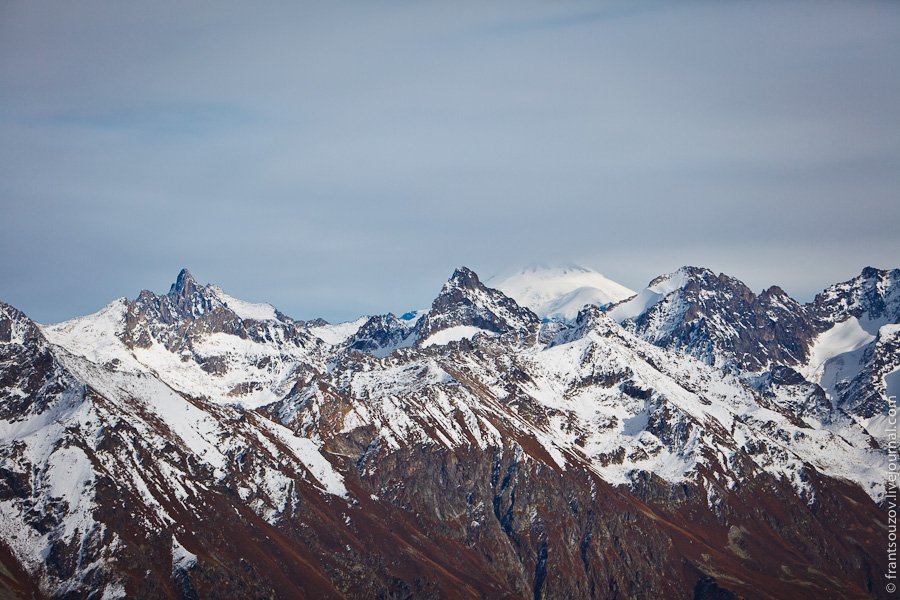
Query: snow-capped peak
812 266 900 324
0 263 896 597
606 267 696 323
162 268 284 322
489 264 635 320
415 266 540 345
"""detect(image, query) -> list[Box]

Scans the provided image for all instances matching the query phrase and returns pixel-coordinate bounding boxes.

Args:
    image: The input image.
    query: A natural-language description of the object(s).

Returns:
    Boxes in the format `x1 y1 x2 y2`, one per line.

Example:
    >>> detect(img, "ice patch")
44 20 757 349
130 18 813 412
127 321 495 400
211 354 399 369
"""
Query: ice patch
805 317 876 377
421 325 495 348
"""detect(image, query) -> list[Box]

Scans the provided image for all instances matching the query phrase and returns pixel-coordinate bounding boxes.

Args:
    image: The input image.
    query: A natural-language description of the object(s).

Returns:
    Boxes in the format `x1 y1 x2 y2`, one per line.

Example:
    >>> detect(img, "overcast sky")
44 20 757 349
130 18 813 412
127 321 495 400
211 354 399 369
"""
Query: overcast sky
1 1 898 323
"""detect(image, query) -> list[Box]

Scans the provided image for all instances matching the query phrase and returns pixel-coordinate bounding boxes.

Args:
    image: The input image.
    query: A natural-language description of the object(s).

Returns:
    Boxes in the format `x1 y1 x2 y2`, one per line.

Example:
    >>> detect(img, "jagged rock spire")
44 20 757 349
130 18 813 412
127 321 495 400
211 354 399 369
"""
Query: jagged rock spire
415 266 540 344
169 268 200 297
162 268 215 319
446 266 482 291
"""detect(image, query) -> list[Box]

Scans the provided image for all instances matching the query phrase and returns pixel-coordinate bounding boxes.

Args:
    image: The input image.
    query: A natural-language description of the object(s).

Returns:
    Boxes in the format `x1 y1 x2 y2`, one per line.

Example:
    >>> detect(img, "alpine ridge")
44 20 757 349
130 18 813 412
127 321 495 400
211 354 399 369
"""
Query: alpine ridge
0 265 896 599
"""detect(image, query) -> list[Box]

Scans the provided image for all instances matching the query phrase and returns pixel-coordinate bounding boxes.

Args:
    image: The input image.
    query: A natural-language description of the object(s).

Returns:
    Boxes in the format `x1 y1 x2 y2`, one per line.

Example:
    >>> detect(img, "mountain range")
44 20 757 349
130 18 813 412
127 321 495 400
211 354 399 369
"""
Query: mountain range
0 264 897 599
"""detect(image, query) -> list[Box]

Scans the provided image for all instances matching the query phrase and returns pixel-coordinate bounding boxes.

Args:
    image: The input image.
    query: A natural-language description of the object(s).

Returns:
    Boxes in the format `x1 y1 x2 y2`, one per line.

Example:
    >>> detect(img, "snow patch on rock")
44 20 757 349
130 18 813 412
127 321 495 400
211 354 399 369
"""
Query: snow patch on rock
209 286 279 321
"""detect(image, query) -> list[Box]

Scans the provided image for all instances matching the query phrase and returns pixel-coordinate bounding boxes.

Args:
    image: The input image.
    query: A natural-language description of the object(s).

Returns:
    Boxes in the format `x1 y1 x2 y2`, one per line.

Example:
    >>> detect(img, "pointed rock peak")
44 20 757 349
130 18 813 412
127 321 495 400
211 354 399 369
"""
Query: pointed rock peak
681 265 714 274
654 266 715 286
856 266 900 283
861 266 882 279
641 267 701 295
649 266 753 296
645 268 690 291
759 285 797 304
812 265 900 323
155 268 219 320
169 268 201 296
608 266 755 326
446 266 483 290
0 300 41 346
344 313 418 355
819 266 898 296
547 305 619 347
433 266 515 309
417 266 540 345
571 304 620 333
0 300 23 320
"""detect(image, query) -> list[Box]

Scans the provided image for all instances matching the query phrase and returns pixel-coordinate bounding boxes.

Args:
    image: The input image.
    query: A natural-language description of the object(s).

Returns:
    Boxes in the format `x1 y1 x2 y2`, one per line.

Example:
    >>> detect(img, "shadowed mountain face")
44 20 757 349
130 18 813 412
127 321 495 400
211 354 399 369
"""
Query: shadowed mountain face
0 265 896 599
415 266 542 344
607 266 817 370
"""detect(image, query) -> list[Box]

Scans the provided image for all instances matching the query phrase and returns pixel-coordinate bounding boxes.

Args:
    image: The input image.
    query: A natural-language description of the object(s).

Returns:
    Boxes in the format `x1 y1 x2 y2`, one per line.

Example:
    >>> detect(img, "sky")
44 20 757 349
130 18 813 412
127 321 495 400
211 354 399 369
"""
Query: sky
1 1 898 323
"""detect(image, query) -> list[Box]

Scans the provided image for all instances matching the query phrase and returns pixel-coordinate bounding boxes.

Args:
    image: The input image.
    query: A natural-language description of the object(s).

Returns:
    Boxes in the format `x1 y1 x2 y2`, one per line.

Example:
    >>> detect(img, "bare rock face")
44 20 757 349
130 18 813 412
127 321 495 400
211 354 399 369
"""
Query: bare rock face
810 267 900 325
344 313 415 355
805 267 900 420
838 325 900 418
124 268 317 353
0 267 896 599
747 364 833 421
610 267 819 370
167 268 213 319
415 267 541 344
610 266 899 431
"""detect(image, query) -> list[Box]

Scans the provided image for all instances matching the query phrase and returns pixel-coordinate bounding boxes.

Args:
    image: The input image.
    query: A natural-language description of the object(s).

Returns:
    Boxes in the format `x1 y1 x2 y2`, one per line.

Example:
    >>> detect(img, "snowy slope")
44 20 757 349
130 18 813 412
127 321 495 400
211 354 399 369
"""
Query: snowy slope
607 268 690 323
420 325 494 348
800 316 876 401
791 269 900 421
42 275 329 409
274 296 891 503
1 302 350 597
2 266 897 598
490 265 635 320
43 308 323 409
40 298 143 371
208 285 279 321
309 317 369 345
606 267 823 370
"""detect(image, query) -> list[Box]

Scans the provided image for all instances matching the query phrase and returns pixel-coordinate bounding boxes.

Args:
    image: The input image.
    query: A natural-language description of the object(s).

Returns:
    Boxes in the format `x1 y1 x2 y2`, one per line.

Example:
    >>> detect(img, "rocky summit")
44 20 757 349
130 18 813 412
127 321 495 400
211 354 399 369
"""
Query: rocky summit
0 265 897 599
